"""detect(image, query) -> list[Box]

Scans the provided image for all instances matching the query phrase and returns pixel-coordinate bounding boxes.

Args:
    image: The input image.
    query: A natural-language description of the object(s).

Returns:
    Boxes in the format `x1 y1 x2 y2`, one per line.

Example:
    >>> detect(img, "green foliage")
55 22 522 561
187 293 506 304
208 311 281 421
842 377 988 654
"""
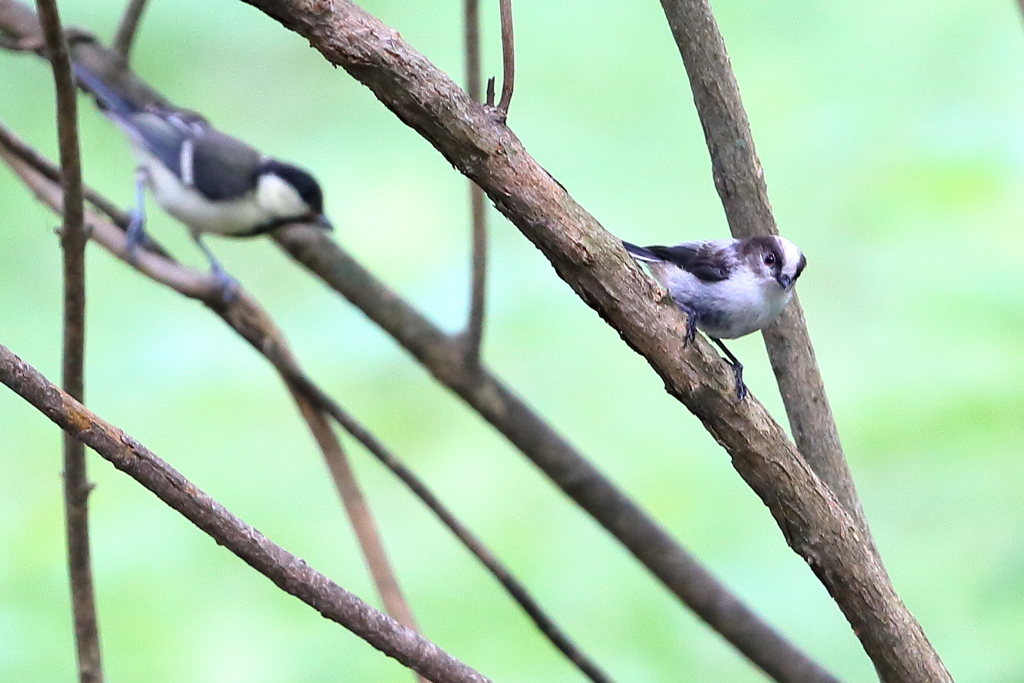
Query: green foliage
2 0 1023 680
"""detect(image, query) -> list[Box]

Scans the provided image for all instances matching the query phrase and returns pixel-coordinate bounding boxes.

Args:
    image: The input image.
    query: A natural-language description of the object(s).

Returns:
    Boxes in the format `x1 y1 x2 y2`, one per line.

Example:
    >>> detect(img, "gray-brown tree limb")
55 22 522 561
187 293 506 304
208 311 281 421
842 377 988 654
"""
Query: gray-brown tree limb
0 121 612 683
33 0 102 681
657 0 874 558
235 1 949 680
0 343 492 683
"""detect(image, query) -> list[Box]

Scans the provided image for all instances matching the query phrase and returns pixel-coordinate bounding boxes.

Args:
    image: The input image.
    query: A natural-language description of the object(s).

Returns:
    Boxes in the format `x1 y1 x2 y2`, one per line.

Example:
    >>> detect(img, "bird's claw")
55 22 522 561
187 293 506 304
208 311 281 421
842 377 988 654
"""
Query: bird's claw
124 209 145 264
209 265 240 305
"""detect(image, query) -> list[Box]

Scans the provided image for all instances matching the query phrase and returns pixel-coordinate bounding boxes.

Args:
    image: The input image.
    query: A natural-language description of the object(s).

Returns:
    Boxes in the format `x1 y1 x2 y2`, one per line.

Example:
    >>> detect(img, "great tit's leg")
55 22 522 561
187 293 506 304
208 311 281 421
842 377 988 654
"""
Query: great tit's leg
190 231 238 303
679 303 699 347
710 337 747 402
124 168 148 261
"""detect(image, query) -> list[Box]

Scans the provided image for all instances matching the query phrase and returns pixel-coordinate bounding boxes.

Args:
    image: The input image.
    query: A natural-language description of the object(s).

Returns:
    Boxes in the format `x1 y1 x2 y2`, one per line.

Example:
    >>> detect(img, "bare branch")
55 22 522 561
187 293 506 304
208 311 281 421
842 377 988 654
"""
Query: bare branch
0 122 611 682
496 0 514 115
111 0 149 61
656 0 872 551
463 0 487 368
0 344 491 683
33 1 101 681
237 2 949 679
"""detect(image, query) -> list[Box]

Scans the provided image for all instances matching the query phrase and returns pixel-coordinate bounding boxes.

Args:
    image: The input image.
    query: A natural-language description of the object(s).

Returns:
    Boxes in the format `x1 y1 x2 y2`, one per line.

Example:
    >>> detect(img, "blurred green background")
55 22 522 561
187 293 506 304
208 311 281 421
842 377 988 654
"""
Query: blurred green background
2 0 1023 680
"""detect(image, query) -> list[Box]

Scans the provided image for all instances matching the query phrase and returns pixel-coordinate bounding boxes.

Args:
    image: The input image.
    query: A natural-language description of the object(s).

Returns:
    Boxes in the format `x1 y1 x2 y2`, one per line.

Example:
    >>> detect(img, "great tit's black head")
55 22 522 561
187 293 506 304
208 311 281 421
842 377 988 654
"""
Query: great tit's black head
739 236 806 290
257 159 330 229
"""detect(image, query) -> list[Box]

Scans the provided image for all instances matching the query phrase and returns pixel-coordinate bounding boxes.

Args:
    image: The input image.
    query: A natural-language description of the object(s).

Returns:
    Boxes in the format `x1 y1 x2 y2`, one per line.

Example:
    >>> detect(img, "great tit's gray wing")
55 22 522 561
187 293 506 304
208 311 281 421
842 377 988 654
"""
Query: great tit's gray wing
646 242 733 282
188 128 263 201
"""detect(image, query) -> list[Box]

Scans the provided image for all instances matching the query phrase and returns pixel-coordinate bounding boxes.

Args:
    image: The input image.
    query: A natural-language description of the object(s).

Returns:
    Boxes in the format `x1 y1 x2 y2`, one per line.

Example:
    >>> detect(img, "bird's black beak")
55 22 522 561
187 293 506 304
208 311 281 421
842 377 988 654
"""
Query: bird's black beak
312 213 333 232
777 274 793 290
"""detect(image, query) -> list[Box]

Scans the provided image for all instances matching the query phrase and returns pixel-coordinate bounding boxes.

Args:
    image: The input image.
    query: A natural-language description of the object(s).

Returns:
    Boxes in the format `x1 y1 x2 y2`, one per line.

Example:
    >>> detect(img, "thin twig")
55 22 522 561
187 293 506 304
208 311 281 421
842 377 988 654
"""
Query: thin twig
0 343 491 683
656 0 874 554
34 1 101 682
0 125 612 683
111 0 149 61
496 0 514 115
463 0 487 367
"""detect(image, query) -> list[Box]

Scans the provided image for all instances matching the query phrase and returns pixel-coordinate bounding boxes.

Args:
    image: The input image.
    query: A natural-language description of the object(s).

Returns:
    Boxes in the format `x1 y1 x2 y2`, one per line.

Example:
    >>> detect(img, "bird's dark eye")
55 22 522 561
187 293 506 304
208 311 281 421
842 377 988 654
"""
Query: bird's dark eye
764 253 776 266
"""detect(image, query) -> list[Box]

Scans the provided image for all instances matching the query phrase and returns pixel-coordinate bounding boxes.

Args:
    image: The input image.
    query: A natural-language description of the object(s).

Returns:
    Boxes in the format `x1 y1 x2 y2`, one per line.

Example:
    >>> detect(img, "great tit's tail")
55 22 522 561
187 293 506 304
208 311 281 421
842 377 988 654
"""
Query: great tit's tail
71 61 141 119
622 241 661 263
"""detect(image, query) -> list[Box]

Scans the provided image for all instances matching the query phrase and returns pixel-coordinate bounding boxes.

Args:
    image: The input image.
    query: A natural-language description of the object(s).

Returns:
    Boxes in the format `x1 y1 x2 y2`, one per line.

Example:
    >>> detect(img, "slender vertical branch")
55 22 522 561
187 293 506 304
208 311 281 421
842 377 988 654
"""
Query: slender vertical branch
463 0 487 367
34 1 101 682
656 0 873 551
111 0 149 60
290 389 422 634
495 0 514 115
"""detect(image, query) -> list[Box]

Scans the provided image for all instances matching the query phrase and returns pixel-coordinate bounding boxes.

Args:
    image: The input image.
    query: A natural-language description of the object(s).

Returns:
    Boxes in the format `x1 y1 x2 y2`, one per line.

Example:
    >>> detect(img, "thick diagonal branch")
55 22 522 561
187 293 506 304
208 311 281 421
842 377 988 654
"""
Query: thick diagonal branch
237 2 949 680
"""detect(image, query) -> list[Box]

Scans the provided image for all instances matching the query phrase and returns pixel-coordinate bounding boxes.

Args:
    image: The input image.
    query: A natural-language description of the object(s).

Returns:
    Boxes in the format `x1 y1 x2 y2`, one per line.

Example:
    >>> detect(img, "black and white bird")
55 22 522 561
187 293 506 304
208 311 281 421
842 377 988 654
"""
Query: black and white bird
72 60 331 294
623 236 807 400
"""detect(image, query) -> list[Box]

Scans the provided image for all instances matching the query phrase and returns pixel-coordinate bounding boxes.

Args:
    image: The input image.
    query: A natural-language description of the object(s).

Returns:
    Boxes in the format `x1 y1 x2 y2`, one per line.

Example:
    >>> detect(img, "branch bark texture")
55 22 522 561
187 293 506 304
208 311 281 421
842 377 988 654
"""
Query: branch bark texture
0 344 490 683
657 0 870 549
239 1 949 680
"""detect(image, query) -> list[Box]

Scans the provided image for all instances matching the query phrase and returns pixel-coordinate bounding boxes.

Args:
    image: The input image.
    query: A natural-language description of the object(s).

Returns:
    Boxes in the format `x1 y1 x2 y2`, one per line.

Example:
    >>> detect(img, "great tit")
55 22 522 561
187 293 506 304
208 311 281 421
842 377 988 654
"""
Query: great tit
623 236 807 400
72 59 332 292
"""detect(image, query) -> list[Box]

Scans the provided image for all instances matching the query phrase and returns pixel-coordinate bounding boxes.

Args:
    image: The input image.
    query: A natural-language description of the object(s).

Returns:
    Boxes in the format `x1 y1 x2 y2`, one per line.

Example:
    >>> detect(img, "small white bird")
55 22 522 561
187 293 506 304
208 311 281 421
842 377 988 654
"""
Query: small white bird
72 58 331 295
623 236 807 400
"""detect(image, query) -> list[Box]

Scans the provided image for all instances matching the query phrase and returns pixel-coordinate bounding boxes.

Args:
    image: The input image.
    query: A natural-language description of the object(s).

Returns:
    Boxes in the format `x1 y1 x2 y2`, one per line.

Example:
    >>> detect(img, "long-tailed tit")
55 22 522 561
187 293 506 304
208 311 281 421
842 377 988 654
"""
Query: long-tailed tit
623 236 807 400
71 52 331 296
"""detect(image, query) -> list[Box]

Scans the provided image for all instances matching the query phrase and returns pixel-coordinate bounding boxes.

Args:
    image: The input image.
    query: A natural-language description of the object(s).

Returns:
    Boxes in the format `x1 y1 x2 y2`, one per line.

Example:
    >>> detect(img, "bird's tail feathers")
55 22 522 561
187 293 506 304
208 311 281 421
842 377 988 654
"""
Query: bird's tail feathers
622 241 661 262
71 62 140 119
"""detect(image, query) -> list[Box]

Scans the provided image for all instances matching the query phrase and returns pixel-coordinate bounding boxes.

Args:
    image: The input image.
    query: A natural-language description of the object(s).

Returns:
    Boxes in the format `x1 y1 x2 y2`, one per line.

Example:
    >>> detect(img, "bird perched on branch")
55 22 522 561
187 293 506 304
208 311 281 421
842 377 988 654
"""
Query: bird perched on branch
623 235 806 400
70 46 331 296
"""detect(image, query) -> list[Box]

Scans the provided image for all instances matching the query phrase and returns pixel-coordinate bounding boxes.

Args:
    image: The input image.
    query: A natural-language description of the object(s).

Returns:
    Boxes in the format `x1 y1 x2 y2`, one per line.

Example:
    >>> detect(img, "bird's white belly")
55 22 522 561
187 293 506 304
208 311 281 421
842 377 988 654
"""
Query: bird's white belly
659 266 792 339
141 153 273 235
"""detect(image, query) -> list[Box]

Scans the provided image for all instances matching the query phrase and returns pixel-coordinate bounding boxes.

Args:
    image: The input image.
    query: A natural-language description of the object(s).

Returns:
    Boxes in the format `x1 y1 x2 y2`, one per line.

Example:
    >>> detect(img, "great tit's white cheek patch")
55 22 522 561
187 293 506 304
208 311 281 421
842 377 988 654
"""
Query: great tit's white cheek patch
257 173 307 218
